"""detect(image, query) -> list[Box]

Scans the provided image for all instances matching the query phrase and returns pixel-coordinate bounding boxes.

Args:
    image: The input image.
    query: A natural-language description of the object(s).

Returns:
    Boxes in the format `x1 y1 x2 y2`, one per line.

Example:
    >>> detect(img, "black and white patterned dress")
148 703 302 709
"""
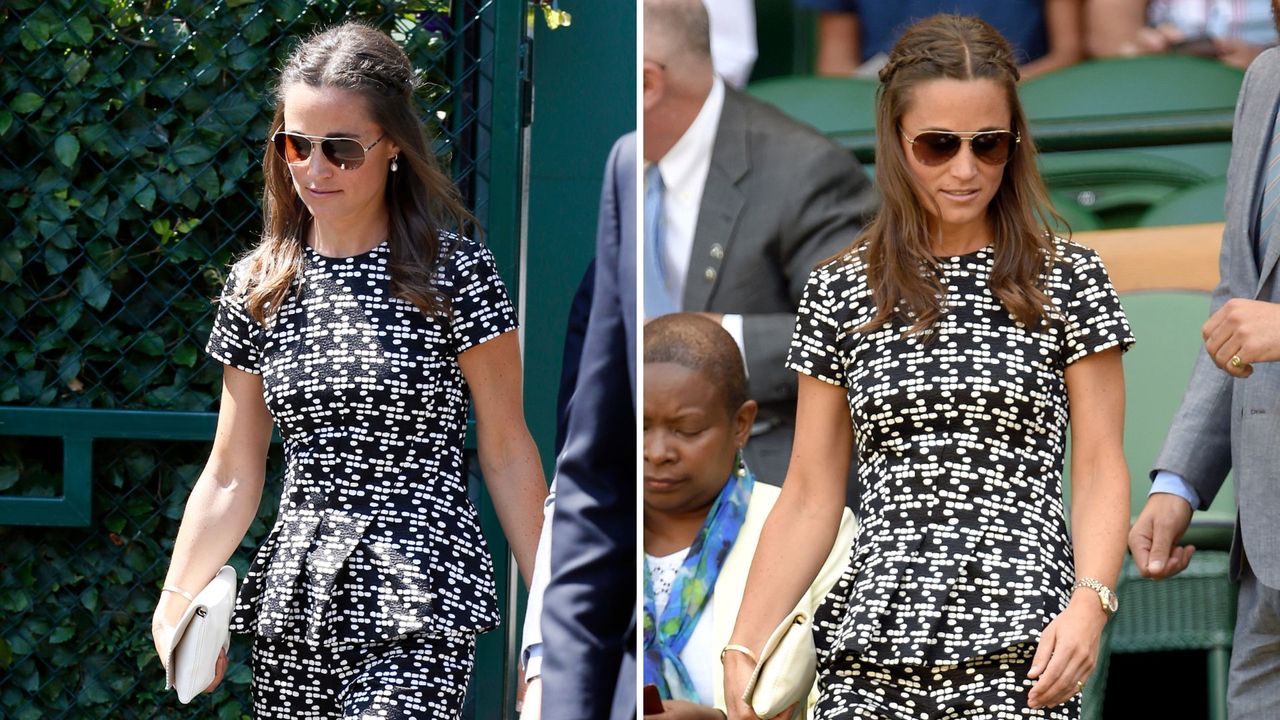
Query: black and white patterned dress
787 238 1133 693
206 236 517 717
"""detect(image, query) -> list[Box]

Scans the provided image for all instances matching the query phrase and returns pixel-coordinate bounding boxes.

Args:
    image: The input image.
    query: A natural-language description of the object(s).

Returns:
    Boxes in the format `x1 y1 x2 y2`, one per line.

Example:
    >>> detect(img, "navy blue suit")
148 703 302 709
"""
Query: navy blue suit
540 133 637 720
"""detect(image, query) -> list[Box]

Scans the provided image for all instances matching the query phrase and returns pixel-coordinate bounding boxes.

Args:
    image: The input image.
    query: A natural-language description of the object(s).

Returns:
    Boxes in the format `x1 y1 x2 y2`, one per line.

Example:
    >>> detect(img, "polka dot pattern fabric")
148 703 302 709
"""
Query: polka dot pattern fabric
788 238 1133 668
205 236 518 649
816 643 1077 718
250 631 475 719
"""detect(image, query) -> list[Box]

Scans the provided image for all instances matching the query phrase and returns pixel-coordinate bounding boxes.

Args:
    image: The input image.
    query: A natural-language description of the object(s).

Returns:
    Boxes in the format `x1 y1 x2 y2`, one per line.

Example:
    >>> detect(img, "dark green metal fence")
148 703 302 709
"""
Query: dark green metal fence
0 0 531 717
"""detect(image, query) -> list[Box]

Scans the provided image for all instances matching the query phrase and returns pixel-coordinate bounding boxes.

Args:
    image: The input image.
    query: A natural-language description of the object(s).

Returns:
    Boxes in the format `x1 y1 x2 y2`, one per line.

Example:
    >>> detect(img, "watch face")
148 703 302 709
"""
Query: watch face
1103 588 1118 614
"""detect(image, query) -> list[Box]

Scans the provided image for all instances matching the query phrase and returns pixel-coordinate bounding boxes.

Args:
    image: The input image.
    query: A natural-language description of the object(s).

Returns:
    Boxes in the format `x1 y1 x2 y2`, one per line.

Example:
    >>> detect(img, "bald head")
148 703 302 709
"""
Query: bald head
644 313 749 417
644 0 713 70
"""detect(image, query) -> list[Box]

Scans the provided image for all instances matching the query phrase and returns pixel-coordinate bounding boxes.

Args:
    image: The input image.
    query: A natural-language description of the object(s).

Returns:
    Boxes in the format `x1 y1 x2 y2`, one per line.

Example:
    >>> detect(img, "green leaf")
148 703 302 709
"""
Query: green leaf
65 54 91 85
0 635 11 668
0 111 12 136
0 466 18 492
174 345 197 367
173 142 215 166
226 663 252 685
12 92 44 114
77 266 112 311
79 587 98 612
48 626 74 644
0 246 21 284
54 133 80 167
132 181 156 210
69 15 94 45
135 332 165 357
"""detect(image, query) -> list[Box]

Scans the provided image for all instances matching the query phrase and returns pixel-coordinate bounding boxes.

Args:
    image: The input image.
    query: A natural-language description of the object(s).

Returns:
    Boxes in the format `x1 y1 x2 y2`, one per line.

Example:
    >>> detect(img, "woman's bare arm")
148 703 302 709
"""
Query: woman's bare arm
460 331 548 588
724 374 853 719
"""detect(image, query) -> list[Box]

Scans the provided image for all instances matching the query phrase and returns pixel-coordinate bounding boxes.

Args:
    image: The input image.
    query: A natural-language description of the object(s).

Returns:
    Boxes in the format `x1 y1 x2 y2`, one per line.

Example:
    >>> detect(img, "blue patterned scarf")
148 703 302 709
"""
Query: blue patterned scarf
642 467 754 701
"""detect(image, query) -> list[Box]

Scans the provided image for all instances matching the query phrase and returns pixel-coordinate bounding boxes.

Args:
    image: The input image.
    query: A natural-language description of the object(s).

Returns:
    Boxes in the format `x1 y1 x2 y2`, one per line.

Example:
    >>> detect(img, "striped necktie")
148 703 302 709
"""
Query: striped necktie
644 164 678 318
1256 106 1280 266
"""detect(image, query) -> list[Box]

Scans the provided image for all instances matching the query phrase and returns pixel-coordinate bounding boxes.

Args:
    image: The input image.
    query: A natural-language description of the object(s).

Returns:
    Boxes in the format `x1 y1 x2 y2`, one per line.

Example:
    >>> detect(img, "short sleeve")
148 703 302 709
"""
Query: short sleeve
205 262 263 374
1063 248 1136 365
445 239 519 355
786 267 847 386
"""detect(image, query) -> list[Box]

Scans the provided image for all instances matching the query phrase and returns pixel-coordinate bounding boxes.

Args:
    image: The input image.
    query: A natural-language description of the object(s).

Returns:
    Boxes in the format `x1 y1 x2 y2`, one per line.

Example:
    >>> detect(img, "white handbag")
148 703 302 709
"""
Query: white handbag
164 565 237 703
741 609 816 719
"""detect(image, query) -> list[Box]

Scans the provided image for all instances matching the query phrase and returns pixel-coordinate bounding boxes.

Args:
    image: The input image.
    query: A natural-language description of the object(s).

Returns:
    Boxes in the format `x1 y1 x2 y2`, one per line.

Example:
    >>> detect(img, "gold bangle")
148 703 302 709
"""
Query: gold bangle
720 643 759 665
161 585 195 603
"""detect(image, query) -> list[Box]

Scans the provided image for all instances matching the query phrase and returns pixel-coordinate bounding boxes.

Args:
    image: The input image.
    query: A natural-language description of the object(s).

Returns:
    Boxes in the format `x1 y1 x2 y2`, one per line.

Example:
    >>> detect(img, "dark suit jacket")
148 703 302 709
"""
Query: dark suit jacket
554 259 596 456
686 86 877 486
540 133 637 720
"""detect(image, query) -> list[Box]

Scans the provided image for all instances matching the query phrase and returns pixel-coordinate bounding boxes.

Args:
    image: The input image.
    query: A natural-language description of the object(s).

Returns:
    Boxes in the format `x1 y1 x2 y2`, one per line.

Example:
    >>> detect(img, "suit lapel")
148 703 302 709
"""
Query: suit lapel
685 88 749 311
1251 66 1280 295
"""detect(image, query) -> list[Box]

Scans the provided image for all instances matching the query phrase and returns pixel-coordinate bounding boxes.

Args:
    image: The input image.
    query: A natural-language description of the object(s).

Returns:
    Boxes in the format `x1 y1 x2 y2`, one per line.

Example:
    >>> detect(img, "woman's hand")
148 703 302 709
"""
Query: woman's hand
648 699 727 719
1026 594 1108 709
205 648 229 693
722 651 761 720
151 594 229 695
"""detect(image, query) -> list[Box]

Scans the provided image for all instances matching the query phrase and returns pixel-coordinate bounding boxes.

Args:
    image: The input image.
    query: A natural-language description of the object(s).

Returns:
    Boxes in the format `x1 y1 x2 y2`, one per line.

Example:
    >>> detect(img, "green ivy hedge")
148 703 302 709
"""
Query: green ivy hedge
0 0 452 411
0 439 284 719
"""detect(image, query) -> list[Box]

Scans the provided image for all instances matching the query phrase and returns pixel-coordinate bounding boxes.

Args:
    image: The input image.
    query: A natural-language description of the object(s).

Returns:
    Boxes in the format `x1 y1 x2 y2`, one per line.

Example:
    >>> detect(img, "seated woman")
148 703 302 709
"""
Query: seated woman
642 313 856 719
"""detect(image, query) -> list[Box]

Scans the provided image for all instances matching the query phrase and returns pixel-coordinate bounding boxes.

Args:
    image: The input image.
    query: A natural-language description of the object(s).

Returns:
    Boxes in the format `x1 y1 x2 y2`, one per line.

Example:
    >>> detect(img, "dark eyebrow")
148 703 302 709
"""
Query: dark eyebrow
920 126 1008 133
285 129 362 139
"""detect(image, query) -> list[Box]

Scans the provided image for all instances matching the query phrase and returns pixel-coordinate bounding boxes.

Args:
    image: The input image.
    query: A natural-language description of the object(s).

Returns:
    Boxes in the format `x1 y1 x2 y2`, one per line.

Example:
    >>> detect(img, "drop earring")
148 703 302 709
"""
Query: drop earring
735 449 747 478
390 155 399 172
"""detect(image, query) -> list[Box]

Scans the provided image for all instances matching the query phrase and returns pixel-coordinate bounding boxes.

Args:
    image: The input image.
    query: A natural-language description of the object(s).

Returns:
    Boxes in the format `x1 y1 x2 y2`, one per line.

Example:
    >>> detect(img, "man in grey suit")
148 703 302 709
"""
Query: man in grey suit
1131 29 1280 717
643 0 877 491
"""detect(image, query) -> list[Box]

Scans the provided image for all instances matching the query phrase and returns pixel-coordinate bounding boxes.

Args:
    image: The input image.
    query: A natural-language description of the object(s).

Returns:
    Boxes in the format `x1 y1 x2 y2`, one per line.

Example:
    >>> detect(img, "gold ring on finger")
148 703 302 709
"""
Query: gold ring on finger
1231 355 1243 368
1076 680 1086 693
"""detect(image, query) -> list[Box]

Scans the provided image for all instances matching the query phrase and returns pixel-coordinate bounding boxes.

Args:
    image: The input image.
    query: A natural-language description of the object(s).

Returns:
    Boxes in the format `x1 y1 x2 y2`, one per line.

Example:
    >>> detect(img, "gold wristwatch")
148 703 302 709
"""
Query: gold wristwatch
1072 577 1118 618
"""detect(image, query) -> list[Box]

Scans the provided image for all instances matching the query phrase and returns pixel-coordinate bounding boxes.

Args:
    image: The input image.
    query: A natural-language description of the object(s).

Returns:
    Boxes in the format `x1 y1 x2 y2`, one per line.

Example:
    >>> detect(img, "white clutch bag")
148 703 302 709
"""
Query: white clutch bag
741 609 816 719
164 565 237 703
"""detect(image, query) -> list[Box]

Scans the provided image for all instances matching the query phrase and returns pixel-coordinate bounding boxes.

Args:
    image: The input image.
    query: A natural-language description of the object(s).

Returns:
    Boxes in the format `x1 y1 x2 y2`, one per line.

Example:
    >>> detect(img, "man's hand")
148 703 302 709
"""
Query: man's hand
519 676 541 719
1202 299 1280 377
1129 492 1196 579
1214 37 1266 69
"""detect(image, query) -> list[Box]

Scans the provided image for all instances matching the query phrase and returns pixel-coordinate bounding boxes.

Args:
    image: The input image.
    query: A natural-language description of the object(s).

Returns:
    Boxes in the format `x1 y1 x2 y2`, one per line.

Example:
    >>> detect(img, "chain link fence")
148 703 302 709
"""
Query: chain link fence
0 0 520 716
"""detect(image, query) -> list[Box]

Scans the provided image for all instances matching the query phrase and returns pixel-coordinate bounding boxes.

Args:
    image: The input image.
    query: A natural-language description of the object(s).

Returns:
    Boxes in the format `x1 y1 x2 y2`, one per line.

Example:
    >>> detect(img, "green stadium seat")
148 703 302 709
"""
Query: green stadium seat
1039 151 1211 228
1048 190 1103 234
1137 176 1229 227
1021 55 1243 125
746 75 878 146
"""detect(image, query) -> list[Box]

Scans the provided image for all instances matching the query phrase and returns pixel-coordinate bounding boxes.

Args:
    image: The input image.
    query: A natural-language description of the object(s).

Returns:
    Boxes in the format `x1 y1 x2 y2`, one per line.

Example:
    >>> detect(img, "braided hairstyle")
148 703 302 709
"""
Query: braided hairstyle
245 22 474 324
852 14 1063 337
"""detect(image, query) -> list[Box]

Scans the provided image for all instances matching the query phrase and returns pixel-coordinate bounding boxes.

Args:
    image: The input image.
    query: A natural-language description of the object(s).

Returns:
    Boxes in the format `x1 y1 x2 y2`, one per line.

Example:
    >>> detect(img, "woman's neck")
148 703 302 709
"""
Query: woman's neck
644 506 710 557
309 206 390 258
930 217 993 257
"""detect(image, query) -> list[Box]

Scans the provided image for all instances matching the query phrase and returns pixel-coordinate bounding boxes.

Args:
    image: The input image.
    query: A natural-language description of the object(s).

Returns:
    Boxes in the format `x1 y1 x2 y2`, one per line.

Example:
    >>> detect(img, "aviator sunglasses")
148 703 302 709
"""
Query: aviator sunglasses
900 129 1020 167
272 130 386 170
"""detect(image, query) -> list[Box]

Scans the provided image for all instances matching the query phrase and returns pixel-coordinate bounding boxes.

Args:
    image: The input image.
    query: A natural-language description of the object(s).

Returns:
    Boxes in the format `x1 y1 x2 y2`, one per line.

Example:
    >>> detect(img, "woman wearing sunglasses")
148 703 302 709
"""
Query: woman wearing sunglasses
150 22 546 718
724 14 1132 720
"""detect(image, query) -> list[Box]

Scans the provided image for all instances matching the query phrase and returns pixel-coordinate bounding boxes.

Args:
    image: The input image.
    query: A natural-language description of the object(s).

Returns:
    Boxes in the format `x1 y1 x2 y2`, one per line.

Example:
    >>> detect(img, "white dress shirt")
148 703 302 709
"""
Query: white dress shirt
653 77 748 367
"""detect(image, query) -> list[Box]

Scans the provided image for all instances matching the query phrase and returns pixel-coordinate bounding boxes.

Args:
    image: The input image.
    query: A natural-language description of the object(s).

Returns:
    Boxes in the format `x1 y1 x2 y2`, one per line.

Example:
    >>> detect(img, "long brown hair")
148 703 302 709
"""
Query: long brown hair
856 14 1064 336
242 22 476 324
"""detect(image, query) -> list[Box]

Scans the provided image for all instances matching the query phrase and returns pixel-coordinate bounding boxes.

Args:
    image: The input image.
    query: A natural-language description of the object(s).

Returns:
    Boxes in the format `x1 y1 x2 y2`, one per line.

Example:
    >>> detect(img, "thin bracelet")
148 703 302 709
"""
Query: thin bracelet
720 643 759 665
161 585 195 603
